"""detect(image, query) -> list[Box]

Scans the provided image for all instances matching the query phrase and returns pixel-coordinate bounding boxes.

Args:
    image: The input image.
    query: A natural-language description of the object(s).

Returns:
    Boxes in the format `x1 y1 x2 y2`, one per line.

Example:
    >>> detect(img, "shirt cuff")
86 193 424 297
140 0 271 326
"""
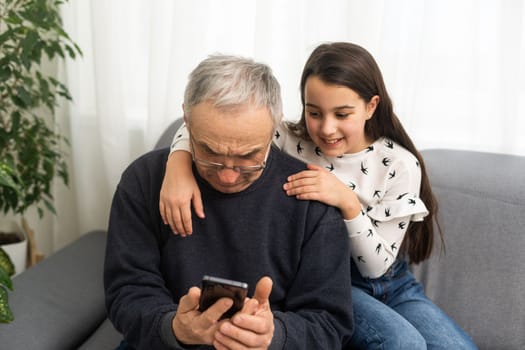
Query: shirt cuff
344 211 370 237
170 139 191 154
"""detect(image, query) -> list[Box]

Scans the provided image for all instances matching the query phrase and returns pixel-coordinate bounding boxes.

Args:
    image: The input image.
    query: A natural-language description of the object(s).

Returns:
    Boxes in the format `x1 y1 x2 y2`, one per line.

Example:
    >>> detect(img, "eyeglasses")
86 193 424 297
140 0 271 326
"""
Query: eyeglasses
190 137 269 174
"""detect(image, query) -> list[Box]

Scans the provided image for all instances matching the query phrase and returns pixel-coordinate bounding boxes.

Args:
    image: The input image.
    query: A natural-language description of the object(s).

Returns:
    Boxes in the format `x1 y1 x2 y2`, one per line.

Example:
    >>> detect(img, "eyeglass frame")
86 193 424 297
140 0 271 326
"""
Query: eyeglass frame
189 134 271 174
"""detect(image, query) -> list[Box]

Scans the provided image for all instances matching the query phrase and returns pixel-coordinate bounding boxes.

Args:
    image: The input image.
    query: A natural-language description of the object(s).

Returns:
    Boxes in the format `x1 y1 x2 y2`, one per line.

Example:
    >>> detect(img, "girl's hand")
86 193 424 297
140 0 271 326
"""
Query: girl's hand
160 151 205 235
283 163 361 220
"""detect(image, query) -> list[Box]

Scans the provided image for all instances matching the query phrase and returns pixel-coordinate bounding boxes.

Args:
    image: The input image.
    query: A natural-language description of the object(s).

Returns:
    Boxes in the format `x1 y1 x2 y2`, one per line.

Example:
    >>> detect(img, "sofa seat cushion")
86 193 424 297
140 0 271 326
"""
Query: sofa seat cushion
78 318 122 350
0 231 109 350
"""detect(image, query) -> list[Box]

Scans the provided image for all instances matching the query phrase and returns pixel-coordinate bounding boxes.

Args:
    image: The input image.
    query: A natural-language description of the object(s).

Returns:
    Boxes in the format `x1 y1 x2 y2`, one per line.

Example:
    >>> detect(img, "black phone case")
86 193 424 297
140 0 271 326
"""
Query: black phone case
199 275 248 319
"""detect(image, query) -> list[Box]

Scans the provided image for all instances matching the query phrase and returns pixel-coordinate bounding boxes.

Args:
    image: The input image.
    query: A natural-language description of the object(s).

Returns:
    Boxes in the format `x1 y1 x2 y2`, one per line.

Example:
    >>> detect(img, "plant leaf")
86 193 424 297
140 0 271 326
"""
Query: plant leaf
0 270 13 292
0 248 15 280
0 287 14 323
0 163 21 193
0 0 78 218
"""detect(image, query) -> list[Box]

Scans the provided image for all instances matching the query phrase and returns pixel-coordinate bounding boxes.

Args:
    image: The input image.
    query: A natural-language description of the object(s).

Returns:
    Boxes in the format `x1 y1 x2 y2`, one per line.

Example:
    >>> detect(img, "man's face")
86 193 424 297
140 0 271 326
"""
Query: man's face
187 101 274 193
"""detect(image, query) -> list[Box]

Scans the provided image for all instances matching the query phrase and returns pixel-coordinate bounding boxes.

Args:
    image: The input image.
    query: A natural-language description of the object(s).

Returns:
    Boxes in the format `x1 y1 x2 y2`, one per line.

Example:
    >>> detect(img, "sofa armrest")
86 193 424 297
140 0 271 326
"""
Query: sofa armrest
0 230 109 349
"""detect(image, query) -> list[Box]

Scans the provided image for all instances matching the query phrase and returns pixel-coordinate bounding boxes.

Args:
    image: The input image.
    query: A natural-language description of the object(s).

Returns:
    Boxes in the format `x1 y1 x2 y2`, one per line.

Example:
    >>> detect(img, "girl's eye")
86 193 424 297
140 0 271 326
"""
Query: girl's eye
307 111 321 118
336 113 350 119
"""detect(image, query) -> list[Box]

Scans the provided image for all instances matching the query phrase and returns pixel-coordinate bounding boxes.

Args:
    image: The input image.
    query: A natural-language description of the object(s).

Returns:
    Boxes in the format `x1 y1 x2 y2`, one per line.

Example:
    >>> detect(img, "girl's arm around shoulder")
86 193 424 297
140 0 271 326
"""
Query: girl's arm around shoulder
161 121 204 235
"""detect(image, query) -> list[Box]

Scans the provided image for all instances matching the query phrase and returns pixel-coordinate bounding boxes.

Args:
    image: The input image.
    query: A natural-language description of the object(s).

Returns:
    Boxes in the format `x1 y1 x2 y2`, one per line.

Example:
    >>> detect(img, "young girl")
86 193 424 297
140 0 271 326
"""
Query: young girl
159 42 477 349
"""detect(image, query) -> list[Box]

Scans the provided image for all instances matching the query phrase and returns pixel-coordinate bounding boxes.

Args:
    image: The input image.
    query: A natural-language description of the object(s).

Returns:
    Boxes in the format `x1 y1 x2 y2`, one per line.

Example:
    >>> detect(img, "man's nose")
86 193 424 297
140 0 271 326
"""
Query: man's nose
217 168 240 184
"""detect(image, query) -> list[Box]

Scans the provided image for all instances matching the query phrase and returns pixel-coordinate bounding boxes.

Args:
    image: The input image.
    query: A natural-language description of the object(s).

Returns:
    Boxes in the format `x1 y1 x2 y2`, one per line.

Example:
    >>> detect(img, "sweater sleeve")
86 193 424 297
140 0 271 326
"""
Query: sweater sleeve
345 156 428 278
104 166 186 350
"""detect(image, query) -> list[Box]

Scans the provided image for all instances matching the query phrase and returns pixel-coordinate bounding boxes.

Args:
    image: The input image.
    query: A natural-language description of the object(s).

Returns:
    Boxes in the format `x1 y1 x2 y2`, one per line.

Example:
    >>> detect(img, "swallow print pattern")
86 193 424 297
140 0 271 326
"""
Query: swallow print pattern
272 122 429 279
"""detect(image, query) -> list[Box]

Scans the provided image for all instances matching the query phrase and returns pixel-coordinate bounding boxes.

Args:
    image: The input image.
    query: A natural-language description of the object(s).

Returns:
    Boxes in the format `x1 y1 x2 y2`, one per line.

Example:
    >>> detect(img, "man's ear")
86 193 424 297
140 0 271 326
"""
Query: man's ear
367 95 380 119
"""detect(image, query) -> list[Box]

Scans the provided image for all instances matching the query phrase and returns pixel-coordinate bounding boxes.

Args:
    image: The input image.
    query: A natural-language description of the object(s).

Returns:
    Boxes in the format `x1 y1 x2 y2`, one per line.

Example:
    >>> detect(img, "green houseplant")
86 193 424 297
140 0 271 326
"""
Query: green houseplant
0 0 81 323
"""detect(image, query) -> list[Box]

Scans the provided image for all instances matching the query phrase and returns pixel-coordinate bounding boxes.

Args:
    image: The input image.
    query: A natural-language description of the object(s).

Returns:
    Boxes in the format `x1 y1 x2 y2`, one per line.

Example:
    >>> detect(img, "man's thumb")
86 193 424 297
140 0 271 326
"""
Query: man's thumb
254 276 273 304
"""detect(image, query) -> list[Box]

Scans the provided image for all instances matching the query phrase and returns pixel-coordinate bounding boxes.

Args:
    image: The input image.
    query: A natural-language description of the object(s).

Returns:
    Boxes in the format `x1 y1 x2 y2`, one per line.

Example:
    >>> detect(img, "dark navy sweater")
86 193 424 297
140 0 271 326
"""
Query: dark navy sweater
104 146 353 349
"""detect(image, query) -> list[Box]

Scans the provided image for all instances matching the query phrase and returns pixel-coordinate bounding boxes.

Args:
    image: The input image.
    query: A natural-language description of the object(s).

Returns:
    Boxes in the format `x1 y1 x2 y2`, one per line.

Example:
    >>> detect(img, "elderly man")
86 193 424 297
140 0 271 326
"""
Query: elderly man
104 55 353 349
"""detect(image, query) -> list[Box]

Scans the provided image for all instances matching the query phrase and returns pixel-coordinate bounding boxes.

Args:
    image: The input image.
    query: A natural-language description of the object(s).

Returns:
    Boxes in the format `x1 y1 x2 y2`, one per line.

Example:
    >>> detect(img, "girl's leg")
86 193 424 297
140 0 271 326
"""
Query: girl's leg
388 276 478 350
348 286 427 350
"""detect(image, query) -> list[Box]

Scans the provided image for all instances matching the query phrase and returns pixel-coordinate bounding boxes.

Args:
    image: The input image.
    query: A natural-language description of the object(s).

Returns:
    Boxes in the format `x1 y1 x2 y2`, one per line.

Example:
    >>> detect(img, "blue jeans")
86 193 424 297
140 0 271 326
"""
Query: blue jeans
347 259 478 350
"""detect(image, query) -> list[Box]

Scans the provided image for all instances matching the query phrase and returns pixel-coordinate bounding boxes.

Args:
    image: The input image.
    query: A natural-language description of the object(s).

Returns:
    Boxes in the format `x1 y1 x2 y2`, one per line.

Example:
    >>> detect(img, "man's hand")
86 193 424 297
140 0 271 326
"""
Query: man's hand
213 277 274 350
172 287 234 345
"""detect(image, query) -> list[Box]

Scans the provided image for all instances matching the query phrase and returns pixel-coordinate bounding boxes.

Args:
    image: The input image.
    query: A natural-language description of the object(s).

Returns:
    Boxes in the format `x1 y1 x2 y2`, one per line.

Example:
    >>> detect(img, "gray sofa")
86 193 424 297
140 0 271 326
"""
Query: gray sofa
410 149 525 350
1 119 523 349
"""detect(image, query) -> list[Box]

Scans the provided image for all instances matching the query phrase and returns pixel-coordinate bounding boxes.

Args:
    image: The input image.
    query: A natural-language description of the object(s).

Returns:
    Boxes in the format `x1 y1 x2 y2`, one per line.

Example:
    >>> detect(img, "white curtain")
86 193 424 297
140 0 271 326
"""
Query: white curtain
34 0 525 256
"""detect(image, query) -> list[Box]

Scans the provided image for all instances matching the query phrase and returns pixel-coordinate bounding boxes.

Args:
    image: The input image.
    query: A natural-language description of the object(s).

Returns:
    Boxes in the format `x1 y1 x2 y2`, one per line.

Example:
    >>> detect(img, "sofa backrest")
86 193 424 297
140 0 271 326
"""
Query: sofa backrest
412 149 525 350
155 118 184 150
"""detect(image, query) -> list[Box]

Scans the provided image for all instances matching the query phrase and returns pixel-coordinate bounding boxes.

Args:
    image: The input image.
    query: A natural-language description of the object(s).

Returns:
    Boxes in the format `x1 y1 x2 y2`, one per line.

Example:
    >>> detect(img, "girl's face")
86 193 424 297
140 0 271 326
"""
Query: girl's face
304 75 378 156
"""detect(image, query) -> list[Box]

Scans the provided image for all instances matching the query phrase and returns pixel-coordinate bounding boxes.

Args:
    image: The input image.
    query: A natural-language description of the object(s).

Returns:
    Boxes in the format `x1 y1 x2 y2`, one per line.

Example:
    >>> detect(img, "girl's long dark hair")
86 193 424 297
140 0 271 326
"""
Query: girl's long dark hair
288 42 442 263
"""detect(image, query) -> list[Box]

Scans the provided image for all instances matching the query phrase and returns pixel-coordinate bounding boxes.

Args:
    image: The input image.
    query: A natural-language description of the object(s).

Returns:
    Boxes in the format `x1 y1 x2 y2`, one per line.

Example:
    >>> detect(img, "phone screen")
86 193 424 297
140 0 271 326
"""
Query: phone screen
198 275 248 319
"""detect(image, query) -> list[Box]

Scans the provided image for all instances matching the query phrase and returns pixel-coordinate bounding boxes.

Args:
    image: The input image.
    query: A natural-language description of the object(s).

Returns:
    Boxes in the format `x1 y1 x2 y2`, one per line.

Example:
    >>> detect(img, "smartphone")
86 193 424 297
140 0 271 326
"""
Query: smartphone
198 275 248 320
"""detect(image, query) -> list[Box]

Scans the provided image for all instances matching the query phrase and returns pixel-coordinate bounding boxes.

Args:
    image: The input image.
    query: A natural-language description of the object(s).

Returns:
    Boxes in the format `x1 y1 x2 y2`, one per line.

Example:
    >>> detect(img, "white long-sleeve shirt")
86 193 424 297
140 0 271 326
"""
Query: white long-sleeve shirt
171 121 428 278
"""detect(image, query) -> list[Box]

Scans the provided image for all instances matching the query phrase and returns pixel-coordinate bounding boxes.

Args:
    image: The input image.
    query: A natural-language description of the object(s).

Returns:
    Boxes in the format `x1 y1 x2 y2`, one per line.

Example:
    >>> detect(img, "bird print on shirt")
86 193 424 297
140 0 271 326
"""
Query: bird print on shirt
353 139 417 273
361 162 368 175
397 193 408 200
296 141 303 155
273 132 428 278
